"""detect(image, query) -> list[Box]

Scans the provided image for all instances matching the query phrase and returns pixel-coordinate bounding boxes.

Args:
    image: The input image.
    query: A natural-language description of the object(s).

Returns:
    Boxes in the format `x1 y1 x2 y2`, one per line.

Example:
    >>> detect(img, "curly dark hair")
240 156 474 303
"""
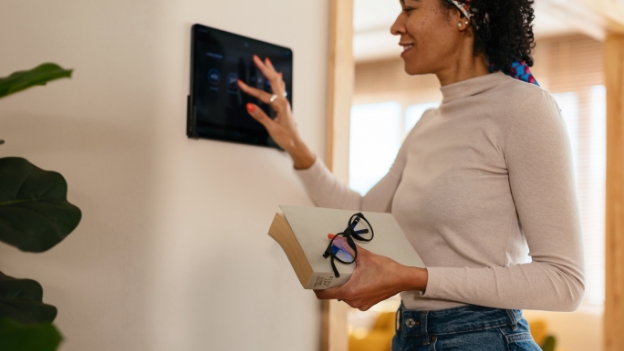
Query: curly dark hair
439 0 536 74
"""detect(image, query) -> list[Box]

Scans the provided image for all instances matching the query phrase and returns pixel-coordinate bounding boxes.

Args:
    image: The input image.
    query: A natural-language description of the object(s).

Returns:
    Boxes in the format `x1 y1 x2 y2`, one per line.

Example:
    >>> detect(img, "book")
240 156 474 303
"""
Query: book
268 205 425 290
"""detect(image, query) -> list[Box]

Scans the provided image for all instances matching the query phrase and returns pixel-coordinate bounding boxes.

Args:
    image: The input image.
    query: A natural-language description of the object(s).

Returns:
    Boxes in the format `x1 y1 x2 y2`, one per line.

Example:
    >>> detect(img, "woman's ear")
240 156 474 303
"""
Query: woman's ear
446 4 467 31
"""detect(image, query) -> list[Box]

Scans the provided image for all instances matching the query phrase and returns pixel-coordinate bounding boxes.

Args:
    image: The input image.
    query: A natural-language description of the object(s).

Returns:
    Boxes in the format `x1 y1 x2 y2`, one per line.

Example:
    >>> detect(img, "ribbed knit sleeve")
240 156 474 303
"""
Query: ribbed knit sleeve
420 90 586 311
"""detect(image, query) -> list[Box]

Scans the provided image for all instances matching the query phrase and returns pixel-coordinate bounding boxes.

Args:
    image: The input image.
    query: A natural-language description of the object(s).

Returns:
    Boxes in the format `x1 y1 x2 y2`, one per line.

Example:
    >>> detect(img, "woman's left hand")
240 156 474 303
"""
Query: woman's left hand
314 236 428 311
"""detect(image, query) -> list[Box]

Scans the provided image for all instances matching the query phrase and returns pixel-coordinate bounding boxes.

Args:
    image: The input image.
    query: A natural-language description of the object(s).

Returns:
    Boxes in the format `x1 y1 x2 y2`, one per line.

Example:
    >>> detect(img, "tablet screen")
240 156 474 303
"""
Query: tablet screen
189 24 293 148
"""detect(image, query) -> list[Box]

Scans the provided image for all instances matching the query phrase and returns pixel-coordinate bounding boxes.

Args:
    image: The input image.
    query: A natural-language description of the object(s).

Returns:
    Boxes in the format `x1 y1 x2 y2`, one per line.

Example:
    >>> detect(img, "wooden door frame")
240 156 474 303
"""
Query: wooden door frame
604 33 624 351
322 0 354 351
325 0 354 185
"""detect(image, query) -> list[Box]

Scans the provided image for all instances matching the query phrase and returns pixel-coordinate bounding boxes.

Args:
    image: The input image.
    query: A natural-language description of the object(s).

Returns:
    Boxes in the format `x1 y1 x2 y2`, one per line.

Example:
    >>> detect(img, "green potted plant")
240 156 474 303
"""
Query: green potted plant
0 63 80 351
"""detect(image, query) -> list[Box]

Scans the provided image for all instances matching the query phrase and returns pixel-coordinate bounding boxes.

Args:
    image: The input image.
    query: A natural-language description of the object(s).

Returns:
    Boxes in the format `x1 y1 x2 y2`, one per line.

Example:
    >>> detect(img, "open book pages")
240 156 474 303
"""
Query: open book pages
268 205 425 290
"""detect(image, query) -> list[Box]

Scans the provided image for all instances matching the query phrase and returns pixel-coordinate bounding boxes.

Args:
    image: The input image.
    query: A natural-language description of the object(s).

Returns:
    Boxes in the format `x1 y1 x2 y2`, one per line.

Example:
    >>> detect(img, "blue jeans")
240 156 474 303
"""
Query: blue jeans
392 303 542 351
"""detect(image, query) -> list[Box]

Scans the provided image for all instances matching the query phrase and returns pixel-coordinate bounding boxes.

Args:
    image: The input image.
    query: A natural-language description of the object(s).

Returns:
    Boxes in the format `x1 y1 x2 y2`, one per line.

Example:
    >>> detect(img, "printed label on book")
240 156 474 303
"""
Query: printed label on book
312 275 334 288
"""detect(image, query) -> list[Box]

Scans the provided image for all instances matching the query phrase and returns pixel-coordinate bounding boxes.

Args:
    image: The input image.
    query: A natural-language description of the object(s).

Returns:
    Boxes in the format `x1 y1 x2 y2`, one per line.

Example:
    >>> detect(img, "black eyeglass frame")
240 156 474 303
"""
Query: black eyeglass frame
322 212 374 278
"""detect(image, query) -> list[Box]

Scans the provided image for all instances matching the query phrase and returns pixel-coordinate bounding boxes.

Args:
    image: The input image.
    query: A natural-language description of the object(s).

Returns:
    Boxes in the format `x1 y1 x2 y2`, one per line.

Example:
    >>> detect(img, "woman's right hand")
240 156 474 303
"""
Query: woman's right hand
237 55 316 169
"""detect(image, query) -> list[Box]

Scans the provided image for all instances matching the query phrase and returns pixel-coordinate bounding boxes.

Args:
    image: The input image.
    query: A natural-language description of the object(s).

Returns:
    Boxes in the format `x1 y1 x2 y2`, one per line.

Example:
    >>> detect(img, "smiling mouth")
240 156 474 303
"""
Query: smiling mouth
400 44 414 56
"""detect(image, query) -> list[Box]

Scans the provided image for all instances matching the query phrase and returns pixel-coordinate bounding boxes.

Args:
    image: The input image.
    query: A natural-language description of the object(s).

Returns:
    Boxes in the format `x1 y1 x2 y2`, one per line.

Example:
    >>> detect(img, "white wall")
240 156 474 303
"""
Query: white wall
0 1 329 350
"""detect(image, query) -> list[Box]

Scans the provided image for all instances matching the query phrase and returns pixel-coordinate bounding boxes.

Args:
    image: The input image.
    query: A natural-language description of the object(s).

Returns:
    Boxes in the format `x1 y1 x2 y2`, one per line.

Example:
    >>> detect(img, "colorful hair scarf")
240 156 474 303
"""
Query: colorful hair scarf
446 0 540 86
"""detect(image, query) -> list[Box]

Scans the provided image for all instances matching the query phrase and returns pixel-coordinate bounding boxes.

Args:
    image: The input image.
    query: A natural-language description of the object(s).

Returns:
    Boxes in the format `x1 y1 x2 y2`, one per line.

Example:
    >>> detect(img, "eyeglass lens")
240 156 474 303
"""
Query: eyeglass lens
350 215 372 241
331 236 355 263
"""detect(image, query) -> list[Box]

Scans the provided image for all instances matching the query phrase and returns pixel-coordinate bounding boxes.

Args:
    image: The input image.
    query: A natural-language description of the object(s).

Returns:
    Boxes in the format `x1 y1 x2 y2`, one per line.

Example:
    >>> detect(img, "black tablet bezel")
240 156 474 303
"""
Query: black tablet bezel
188 24 293 149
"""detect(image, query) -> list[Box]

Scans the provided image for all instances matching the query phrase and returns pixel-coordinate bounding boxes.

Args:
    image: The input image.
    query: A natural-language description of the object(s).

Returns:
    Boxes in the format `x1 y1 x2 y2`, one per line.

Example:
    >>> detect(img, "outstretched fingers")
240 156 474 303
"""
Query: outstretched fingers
245 103 275 130
252 55 286 97
237 79 272 104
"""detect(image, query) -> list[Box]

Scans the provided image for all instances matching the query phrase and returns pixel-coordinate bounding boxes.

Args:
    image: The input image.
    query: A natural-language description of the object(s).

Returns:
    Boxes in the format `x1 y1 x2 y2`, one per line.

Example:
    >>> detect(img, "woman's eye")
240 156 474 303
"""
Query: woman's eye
403 7 415 13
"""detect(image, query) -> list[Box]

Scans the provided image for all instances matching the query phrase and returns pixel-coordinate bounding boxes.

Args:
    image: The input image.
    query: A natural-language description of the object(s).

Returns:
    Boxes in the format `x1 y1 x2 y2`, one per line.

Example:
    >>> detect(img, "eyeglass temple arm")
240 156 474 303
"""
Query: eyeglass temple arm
323 242 333 258
330 256 341 278
323 243 341 277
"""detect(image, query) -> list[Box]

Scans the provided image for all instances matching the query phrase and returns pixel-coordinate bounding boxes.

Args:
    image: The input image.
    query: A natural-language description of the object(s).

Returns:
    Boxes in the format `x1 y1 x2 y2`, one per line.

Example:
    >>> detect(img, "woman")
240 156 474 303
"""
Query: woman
238 0 585 349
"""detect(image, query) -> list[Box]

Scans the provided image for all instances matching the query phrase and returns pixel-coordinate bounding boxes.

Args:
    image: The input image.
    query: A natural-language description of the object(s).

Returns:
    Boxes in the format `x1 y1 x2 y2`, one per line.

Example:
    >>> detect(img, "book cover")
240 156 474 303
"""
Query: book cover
269 205 425 289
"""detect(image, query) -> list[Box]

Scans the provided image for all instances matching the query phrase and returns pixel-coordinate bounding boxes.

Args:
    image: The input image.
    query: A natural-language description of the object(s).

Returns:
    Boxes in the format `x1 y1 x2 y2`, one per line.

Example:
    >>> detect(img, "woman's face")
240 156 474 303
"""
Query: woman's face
391 0 463 76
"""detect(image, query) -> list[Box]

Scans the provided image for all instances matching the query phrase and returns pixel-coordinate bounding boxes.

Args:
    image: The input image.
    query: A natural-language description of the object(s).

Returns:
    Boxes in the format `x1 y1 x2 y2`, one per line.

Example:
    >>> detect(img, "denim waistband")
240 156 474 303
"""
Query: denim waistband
396 302 522 339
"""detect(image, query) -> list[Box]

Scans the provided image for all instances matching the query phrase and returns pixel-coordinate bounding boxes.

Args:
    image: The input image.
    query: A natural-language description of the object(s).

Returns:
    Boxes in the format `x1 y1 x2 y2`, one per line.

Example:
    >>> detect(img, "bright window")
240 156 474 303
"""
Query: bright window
584 85 606 305
349 102 439 195
349 102 402 195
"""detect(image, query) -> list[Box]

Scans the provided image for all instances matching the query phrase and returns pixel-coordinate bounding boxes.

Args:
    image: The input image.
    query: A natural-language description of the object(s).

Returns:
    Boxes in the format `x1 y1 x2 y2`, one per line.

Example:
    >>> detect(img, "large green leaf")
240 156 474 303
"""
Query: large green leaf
0 318 62 351
0 63 72 99
0 158 81 252
0 272 57 325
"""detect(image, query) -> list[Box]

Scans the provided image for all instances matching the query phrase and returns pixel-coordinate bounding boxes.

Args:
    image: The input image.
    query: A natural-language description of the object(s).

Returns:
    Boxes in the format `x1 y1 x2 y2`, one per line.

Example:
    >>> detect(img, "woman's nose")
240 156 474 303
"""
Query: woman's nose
390 13 405 36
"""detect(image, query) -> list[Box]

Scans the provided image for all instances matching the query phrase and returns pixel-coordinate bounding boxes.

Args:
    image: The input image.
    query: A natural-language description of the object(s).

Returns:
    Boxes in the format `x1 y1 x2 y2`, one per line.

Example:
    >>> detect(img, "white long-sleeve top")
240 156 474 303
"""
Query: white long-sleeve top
296 72 585 311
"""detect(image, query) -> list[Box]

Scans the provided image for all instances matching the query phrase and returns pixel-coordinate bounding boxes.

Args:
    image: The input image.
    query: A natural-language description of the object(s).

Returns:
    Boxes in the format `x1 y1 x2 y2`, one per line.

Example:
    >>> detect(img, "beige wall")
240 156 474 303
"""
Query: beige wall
0 1 329 350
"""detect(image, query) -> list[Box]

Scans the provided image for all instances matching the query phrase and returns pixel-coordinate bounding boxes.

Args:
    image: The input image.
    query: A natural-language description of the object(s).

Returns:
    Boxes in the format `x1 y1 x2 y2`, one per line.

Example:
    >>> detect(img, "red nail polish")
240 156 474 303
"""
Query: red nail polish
246 103 255 113
328 233 336 239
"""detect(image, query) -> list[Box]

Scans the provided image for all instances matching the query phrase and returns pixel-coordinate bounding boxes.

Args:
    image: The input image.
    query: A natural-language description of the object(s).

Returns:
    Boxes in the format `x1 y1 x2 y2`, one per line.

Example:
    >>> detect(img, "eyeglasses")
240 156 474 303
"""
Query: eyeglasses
322 212 374 278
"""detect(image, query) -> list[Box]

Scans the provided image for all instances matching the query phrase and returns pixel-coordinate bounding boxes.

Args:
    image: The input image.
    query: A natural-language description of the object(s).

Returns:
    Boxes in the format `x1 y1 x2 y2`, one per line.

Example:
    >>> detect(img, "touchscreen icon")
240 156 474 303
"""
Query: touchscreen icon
227 73 238 89
208 69 220 85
